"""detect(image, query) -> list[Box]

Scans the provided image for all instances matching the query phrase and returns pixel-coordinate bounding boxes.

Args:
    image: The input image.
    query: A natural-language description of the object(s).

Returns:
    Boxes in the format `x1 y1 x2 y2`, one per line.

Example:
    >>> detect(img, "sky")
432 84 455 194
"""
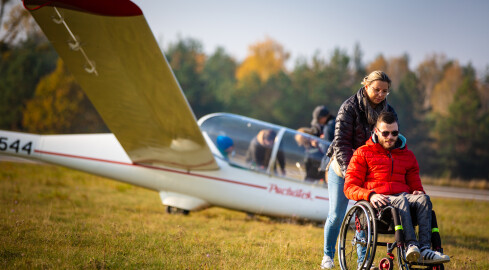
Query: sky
131 0 489 75
1 1 487 75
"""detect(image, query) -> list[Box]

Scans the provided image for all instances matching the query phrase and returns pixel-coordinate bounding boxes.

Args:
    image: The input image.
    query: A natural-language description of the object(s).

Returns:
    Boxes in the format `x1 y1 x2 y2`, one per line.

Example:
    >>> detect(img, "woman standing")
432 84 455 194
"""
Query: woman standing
321 71 397 269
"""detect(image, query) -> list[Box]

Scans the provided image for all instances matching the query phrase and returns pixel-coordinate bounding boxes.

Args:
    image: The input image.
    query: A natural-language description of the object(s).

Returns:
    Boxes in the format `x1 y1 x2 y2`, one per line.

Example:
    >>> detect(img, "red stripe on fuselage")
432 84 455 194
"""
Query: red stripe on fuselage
135 163 268 190
34 149 268 190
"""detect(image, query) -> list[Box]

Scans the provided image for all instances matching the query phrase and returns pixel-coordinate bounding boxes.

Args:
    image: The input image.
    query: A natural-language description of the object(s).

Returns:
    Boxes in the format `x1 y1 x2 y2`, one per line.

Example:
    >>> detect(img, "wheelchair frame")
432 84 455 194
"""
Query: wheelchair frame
337 200 445 270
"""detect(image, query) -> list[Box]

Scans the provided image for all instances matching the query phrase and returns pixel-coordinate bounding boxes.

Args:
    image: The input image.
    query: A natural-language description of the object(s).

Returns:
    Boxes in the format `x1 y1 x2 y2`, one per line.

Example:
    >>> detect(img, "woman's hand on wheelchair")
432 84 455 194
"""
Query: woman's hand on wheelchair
369 193 391 208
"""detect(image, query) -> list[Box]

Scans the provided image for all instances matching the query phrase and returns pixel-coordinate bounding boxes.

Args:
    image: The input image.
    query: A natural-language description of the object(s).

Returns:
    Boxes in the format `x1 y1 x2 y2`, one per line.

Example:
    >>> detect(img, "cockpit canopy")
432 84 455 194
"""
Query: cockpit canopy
199 113 331 184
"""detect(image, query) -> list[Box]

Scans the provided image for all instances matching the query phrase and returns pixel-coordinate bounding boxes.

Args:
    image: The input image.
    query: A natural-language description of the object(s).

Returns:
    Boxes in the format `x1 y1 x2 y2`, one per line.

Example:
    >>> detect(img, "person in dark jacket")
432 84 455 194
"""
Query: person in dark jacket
310 105 335 142
344 111 450 264
295 127 326 182
321 71 397 269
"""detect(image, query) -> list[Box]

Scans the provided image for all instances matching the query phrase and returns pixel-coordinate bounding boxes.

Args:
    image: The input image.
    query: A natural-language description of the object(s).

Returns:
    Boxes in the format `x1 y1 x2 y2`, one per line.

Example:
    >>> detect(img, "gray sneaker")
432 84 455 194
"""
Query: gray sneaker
405 245 421 262
320 255 334 269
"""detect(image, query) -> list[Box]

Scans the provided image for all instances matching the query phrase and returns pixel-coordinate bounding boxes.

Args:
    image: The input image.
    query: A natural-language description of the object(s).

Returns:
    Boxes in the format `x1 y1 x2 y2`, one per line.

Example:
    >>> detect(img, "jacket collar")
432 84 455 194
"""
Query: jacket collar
369 132 407 151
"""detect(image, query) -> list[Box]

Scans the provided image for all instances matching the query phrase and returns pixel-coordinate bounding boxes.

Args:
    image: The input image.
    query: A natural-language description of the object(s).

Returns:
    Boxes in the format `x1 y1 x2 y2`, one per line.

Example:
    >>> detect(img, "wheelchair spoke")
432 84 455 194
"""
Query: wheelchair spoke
339 202 378 270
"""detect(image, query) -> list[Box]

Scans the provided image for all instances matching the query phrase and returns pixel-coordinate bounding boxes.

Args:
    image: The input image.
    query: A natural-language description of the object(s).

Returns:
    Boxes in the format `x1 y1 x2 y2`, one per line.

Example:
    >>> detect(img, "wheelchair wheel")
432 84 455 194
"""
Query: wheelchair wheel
396 247 410 270
379 257 393 270
338 201 377 270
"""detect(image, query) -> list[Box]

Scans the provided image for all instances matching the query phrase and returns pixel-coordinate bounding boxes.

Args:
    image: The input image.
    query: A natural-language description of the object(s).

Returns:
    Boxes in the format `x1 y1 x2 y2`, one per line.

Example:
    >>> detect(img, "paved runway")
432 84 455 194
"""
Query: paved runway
424 185 489 201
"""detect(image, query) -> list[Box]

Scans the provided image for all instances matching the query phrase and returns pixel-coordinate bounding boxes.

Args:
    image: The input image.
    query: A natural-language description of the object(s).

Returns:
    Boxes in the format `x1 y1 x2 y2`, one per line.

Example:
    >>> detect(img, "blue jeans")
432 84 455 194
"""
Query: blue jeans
323 168 349 258
388 193 433 250
356 230 368 266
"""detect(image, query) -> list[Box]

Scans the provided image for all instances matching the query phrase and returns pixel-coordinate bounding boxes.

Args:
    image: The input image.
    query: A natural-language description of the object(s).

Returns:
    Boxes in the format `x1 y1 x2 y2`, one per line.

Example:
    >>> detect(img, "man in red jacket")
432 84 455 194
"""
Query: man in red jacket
344 111 450 264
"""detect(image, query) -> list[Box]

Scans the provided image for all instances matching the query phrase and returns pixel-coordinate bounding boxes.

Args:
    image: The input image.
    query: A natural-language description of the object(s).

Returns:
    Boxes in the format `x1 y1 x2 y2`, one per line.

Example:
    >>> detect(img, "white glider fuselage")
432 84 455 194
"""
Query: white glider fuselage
0 128 332 221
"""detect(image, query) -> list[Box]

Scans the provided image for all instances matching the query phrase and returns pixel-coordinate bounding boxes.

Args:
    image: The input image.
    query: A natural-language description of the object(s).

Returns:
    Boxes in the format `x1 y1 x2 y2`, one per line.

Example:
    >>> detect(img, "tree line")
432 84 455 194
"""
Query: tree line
1 5 489 180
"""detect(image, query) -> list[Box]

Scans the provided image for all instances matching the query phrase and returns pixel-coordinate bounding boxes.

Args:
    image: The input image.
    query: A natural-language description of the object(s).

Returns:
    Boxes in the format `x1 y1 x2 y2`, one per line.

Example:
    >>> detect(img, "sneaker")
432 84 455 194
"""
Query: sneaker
321 255 334 269
420 249 450 264
405 245 420 262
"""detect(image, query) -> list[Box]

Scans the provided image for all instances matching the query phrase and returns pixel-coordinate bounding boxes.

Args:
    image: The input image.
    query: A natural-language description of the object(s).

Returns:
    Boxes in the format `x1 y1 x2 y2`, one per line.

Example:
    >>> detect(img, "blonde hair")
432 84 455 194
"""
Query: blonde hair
361 70 391 88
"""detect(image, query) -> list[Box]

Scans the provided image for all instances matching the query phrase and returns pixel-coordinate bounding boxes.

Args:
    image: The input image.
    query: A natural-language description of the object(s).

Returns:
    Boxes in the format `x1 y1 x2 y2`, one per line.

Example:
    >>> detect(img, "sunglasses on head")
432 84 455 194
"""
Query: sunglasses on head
377 129 399 137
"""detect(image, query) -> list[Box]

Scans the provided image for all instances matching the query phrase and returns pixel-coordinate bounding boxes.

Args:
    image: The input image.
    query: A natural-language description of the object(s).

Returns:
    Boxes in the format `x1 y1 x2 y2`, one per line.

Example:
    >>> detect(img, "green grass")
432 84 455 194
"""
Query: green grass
1 162 488 269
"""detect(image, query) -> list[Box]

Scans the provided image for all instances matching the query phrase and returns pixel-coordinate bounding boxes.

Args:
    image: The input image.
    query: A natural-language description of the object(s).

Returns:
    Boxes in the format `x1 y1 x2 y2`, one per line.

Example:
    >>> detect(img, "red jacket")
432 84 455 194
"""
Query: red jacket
344 135 424 201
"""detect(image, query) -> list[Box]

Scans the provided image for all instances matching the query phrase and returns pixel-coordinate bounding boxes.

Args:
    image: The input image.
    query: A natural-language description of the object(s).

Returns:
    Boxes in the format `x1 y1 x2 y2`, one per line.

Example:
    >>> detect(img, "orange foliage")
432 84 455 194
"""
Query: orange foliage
236 37 289 82
417 54 446 110
366 55 387 74
430 61 463 116
22 58 105 133
385 56 410 90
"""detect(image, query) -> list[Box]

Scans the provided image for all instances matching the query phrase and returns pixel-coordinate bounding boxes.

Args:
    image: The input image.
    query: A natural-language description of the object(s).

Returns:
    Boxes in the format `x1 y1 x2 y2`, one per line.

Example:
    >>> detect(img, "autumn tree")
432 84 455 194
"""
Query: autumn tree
366 54 388 74
430 61 463 116
416 54 446 110
365 54 410 91
0 39 57 131
385 55 410 91
236 37 289 83
22 58 107 133
432 67 488 179
386 56 422 132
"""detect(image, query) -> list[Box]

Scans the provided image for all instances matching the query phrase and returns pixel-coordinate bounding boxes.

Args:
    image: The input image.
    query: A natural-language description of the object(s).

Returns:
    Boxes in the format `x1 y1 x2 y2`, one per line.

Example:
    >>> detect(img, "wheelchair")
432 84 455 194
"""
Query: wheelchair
338 200 446 270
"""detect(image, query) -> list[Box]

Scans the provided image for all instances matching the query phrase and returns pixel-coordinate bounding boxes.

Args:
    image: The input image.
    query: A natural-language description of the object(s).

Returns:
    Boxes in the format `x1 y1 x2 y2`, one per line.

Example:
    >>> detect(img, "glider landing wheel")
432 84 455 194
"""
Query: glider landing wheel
166 206 190 215
379 257 393 270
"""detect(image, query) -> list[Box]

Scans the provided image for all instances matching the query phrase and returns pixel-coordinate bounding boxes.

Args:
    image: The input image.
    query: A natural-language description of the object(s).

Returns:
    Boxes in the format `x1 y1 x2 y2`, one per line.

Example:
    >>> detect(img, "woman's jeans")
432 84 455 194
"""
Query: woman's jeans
323 168 349 258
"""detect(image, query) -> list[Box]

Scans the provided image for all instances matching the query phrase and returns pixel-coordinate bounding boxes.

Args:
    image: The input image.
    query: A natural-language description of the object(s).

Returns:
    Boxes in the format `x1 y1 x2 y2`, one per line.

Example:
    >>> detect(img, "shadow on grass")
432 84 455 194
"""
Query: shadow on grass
442 234 489 252
261 215 324 227
0 248 22 265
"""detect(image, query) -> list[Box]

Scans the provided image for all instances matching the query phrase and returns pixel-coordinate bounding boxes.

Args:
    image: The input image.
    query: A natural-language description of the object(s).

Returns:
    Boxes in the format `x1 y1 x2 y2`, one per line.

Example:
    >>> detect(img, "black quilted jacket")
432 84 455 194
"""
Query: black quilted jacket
326 87 397 175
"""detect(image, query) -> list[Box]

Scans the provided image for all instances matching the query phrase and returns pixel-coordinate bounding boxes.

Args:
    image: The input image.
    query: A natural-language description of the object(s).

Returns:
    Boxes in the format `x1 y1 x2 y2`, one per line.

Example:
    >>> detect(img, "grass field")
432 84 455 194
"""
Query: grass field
1 162 488 269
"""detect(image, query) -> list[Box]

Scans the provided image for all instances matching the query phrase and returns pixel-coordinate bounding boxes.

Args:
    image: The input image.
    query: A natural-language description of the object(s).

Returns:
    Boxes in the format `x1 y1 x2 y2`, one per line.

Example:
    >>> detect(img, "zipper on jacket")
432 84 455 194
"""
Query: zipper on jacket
387 152 393 179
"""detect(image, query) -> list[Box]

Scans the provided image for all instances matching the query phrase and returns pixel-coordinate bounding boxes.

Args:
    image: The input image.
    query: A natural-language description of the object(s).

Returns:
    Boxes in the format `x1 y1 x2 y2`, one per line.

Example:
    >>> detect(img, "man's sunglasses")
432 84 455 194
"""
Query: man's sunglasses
377 129 399 137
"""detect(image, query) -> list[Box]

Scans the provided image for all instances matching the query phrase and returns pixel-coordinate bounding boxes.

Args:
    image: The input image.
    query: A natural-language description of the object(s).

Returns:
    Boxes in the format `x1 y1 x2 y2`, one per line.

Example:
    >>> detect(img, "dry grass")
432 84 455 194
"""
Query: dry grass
1 162 488 269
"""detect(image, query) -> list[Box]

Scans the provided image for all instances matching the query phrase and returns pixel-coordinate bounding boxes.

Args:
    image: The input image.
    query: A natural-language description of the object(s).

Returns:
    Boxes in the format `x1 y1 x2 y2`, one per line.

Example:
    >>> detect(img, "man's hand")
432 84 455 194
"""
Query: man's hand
412 190 425 195
370 193 390 208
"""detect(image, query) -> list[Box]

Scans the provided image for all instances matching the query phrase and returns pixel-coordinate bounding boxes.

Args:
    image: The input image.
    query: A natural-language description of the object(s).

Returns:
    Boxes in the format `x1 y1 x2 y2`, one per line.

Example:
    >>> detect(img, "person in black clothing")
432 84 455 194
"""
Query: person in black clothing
295 127 326 182
311 105 335 142
245 129 286 176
